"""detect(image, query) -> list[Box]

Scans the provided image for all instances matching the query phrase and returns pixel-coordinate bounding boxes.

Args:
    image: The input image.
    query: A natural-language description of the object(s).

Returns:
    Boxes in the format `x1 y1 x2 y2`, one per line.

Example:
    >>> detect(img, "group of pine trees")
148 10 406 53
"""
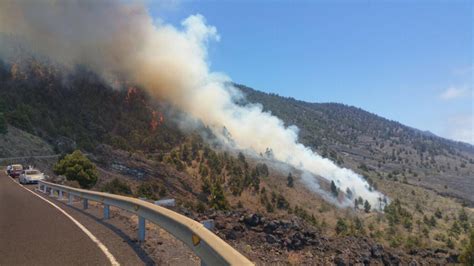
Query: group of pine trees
0 99 7 134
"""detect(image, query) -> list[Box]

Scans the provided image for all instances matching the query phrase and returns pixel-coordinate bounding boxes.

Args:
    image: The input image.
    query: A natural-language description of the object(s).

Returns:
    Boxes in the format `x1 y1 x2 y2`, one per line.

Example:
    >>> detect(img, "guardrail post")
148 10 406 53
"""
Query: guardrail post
103 204 110 220
43 185 47 193
50 188 54 197
83 199 88 209
37 182 41 191
58 190 63 200
138 216 146 242
68 194 73 205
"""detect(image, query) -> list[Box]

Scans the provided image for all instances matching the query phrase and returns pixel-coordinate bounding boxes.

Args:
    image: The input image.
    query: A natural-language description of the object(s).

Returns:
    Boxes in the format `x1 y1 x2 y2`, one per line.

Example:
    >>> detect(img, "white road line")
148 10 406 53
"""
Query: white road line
8 177 120 266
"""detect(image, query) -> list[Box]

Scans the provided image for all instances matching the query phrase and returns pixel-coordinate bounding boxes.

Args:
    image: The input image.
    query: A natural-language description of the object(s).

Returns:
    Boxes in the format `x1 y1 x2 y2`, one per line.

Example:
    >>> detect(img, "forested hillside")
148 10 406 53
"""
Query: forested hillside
0 58 184 153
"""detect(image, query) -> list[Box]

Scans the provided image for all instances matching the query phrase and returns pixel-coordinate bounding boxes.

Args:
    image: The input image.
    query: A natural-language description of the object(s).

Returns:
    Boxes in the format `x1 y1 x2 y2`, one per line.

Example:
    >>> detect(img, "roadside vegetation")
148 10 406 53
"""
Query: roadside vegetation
53 150 98 188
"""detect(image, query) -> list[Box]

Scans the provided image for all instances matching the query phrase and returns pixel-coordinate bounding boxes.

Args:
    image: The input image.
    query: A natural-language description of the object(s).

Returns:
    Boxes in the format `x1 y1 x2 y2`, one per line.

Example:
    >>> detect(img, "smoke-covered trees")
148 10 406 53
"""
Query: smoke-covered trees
53 150 98 188
345 188 353 199
364 200 371 213
330 181 338 197
255 163 269 177
354 196 364 209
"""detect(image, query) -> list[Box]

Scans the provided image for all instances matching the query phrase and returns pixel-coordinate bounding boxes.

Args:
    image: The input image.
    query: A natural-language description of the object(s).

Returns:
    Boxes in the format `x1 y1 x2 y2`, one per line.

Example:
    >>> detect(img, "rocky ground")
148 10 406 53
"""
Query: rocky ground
192 211 460 265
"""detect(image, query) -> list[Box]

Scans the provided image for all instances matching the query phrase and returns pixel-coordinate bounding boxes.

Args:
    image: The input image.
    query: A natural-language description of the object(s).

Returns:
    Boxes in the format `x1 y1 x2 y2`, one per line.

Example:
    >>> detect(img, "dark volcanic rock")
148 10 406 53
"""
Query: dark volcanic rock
446 253 459 263
232 225 245 232
382 253 400 265
197 210 454 265
215 221 226 230
334 255 346 266
266 234 279 244
371 244 384 258
263 221 279 233
243 214 262 227
225 230 237 240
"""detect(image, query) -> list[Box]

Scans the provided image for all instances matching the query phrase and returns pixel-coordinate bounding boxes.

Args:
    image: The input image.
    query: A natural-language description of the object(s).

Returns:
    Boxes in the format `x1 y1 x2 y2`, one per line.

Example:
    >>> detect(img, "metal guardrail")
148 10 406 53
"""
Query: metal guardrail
37 180 253 266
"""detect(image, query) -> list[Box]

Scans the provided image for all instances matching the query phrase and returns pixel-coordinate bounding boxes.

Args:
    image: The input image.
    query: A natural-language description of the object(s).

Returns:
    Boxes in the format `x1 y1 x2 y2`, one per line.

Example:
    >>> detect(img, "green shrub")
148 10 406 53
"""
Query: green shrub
53 150 98 188
276 194 290 210
405 235 421 250
101 178 132 195
196 202 206 213
336 218 348 235
136 181 166 200
209 182 228 210
460 230 474 265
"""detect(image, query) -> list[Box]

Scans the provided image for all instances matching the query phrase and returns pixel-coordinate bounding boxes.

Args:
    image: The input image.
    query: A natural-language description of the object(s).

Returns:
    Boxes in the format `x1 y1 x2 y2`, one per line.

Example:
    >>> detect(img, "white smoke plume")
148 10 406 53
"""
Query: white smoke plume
0 0 386 209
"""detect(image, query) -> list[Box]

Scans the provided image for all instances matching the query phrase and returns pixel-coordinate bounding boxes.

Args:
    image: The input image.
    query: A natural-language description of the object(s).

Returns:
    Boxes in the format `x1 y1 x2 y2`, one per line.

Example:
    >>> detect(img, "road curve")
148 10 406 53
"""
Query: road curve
0 172 110 265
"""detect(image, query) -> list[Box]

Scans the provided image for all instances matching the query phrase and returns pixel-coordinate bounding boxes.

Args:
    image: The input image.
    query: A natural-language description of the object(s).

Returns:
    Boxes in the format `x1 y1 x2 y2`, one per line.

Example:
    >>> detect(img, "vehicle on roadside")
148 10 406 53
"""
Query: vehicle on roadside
9 164 24 178
6 165 12 175
19 169 45 184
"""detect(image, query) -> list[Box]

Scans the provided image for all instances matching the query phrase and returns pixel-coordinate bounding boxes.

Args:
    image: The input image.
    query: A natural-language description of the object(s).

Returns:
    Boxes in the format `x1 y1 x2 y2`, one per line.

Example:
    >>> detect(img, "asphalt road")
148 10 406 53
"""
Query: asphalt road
0 173 111 265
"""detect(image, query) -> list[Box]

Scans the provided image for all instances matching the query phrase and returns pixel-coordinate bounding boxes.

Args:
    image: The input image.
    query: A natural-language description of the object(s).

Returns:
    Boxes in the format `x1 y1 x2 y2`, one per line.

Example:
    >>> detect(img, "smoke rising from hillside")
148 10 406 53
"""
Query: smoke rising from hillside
0 0 386 209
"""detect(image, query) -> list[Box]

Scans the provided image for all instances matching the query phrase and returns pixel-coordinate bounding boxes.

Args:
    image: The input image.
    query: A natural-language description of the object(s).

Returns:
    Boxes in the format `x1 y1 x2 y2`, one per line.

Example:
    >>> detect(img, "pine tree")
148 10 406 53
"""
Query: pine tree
364 200 371 213
335 218 348 235
209 182 228 210
330 181 338 197
287 172 294 188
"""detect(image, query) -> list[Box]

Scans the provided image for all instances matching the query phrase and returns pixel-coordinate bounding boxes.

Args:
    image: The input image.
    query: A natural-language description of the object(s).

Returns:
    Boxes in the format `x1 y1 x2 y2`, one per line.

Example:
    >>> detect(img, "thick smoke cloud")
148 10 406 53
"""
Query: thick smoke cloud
0 0 386 209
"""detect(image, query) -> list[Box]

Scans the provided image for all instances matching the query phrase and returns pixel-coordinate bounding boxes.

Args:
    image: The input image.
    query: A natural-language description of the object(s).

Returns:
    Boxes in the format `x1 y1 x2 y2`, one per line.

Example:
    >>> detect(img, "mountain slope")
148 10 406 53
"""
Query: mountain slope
0 59 473 264
237 84 474 205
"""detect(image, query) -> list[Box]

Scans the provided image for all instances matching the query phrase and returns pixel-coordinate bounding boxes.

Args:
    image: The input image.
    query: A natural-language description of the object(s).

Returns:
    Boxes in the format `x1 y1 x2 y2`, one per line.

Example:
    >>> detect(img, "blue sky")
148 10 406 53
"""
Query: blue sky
150 1 473 144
